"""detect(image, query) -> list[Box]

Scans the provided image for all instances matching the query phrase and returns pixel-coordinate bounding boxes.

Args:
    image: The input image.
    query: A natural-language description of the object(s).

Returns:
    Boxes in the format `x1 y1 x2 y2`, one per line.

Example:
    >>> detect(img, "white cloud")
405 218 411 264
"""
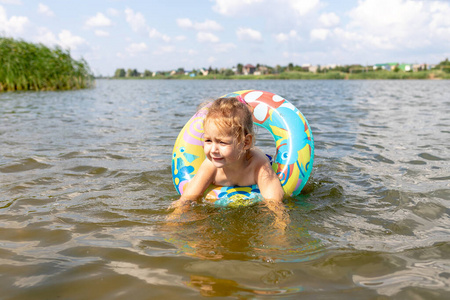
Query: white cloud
208 56 217 64
236 27 262 42
197 32 219 43
94 29 109 37
213 0 321 19
310 28 330 41
32 28 88 52
125 8 146 32
343 0 450 50
0 5 28 34
35 28 88 52
213 0 263 16
85 12 112 28
34 27 58 45
124 8 170 42
58 30 87 50
348 0 423 35
37 3 54 17
288 0 320 16
428 1 450 40
149 28 170 42
126 42 148 56
319 12 339 27
274 30 298 42
176 18 192 29
177 18 222 31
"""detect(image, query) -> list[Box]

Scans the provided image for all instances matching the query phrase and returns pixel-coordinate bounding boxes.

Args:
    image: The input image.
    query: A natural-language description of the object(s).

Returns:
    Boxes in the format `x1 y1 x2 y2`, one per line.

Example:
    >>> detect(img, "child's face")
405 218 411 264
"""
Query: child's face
203 120 246 168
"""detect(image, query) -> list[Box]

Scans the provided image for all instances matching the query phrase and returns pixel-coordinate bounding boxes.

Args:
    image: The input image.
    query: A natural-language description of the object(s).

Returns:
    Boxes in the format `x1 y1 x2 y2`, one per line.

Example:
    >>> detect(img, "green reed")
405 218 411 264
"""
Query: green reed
0 37 94 92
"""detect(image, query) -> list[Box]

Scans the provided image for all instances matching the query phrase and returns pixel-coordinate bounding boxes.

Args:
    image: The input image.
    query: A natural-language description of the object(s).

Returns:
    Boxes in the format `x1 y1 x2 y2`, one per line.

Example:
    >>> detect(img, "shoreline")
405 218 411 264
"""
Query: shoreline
101 70 450 81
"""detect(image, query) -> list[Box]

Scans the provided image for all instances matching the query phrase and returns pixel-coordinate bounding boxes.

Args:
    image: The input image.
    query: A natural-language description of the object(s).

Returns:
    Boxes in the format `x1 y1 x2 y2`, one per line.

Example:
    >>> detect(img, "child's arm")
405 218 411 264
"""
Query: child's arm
168 159 215 218
256 160 284 202
255 160 289 230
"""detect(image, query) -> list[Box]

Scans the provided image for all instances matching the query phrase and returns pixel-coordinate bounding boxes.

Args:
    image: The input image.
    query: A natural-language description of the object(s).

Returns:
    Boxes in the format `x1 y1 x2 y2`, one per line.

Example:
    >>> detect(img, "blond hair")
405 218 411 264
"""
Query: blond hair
204 97 254 145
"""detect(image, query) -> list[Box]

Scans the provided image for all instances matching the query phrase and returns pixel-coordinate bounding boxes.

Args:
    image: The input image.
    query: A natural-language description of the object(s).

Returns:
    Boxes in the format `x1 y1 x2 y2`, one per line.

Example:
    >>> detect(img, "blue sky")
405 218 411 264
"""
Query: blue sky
1 0 449 76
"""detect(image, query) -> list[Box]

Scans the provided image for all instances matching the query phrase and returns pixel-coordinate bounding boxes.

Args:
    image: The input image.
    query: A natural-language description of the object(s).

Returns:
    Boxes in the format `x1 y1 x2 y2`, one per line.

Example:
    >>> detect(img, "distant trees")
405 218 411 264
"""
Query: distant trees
114 68 125 77
237 63 243 74
436 58 450 73
126 69 139 77
114 68 153 78
222 69 235 76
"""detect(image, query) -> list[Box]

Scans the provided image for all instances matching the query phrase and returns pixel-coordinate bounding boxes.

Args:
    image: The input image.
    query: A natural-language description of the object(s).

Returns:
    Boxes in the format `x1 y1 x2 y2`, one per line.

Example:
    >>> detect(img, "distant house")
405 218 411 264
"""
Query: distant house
254 66 268 75
308 65 319 73
412 64 427 72
374 63 399 71
300 64 319 73
398 64 412 72
243 64 256 75
325 64 337 70
301 64 311 72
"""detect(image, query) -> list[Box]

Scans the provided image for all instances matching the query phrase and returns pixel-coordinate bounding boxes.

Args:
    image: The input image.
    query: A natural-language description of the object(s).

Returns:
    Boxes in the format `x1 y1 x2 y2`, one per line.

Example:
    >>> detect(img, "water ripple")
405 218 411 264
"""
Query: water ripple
1 79 449 298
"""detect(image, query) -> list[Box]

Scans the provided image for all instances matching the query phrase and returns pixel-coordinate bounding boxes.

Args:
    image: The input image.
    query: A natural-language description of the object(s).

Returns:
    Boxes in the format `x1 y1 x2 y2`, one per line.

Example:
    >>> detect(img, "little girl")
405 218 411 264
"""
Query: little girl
169 97 287 226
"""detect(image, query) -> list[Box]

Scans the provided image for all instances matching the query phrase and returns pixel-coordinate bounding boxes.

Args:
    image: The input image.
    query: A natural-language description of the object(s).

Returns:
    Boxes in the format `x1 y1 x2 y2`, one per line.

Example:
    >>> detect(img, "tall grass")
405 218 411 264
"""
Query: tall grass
0 37 94 92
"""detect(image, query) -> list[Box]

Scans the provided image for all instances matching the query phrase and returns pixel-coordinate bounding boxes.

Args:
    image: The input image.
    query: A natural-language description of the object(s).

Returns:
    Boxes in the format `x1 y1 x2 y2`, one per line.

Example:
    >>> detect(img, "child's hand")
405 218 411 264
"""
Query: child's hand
273 214 290 231
264 199 291 231
166 199 192 221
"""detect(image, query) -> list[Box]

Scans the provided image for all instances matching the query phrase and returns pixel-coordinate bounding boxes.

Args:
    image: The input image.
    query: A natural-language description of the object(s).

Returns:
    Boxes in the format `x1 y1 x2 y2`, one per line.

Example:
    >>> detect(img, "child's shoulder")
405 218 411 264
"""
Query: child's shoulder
249 148 272 166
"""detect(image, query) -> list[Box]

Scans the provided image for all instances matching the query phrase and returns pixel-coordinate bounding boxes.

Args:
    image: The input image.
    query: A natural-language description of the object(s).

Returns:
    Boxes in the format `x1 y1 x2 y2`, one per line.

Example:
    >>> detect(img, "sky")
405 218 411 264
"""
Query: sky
1 0 450 76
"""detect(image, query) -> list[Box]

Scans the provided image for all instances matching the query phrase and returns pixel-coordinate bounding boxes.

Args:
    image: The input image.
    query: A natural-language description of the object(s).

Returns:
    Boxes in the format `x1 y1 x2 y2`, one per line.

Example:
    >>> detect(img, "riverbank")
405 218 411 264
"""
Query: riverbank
0 37 94 92
106 69 450 80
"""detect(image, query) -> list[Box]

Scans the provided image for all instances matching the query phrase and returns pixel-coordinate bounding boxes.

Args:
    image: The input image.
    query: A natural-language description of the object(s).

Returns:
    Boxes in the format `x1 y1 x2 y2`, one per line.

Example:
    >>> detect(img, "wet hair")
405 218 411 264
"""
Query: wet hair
204 97 254 145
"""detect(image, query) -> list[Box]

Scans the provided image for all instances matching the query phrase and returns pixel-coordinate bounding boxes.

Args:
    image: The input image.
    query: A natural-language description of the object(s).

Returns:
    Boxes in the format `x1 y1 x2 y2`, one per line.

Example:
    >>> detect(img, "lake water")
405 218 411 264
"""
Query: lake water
1 79 449 299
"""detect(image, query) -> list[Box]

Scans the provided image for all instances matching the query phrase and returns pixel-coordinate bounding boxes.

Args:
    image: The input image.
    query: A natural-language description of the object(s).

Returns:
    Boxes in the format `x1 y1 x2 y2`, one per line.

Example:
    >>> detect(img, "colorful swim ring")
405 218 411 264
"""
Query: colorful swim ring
172 90 314 206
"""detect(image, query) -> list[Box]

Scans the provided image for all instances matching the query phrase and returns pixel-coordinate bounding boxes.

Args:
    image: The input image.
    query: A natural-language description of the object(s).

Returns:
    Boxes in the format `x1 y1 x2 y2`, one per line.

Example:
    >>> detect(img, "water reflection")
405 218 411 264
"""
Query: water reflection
109 261 184 287
186 273 303 297
164 203 324 264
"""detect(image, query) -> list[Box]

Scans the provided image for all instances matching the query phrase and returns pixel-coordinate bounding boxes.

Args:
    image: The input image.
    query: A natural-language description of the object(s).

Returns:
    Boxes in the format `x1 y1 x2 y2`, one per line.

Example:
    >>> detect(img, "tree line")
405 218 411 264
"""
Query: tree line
112 58 450 78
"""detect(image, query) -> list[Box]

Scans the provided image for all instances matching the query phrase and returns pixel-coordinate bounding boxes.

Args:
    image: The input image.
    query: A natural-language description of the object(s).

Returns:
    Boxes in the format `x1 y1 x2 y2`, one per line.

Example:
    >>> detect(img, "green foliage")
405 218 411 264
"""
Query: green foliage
114 68 126 77
437 58 450 66
436 58 450 73
143 69 152 77
347 70 440 79
223 69 235 76
237 63 243 74
0 37 94 92
126 69 140 77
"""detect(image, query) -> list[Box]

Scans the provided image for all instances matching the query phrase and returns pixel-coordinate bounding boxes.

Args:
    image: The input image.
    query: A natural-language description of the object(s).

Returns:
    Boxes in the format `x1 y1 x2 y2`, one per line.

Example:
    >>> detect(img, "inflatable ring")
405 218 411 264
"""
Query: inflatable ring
172 90 314 206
